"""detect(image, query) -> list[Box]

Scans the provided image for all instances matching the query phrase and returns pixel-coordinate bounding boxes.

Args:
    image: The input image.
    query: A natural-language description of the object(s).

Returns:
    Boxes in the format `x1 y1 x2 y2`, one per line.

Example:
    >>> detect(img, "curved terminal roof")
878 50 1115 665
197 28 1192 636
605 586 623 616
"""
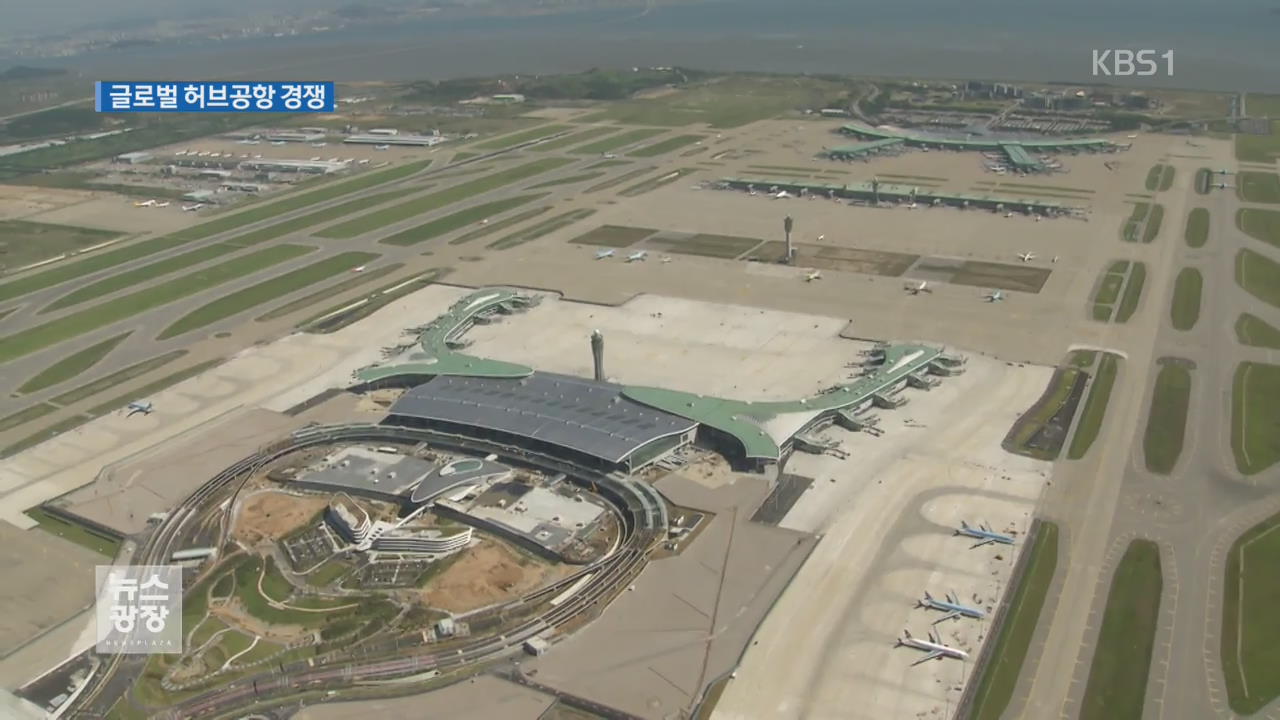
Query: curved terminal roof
839 122 1114 151
624 344 942 460
388 372 697 465
409 457 510 504
721 177 1068 211
355 288 535 384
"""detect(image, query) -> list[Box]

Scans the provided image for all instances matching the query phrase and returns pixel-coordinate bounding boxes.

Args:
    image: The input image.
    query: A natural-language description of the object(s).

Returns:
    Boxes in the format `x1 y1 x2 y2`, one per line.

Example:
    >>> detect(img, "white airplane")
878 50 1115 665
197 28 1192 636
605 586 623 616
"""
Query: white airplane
1004 211 1014 218
1216 183 1234 190
270 141 286 146
896 629 969 665
133 199 157 208
956 520 1014 546
311 142 327 148
309 156 321 161
805 270 822 282
918 591 987 623
904 280 931 295
374 144 390 150
626 250 648 262
773 190 793 199
1017 252 1036 262
985 289 1005 303
595 249 615 260
154 201 170 208
182 204 205 212
351 265 366 273
126 400 154 416
660 255 672 263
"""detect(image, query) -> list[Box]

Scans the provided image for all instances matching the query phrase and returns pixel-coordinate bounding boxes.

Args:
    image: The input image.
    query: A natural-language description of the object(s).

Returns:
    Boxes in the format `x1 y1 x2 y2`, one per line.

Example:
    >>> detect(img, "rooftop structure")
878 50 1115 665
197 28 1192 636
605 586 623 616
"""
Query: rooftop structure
624 344 946 466
386 372 697 472
823 138 906 159
839 122 1118 152
344 134 445 147
239 158 347 174
437 481 608 561
354 288 540 384
293 447 437 500
409 456 512 504
264 131 326 143
720 177 1073 214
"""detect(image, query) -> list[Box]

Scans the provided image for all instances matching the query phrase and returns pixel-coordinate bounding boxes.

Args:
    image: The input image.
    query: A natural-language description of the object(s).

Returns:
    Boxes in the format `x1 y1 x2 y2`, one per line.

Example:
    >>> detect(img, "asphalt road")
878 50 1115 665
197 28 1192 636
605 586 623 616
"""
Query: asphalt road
1011 142 1280 720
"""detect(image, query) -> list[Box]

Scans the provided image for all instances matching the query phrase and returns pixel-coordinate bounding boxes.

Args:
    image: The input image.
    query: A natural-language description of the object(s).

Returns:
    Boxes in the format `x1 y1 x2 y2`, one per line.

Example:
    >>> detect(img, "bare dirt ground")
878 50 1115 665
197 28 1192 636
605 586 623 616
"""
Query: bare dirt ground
423 539 572 614
0 183 94 221
232 490 331 544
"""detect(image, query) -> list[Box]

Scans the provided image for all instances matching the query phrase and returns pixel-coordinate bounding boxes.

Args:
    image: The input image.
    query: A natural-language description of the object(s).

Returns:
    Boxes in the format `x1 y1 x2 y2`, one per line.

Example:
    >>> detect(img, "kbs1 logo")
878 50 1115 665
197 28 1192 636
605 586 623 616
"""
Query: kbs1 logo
1092 50 1174 77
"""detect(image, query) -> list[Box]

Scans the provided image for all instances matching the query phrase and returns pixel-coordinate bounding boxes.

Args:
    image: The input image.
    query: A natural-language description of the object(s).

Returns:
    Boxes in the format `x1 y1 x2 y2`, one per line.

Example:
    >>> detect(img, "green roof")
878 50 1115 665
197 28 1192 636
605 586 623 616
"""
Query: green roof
624 344 943 460
1001 144 1044 170
826 138 906 156
354 288 535 383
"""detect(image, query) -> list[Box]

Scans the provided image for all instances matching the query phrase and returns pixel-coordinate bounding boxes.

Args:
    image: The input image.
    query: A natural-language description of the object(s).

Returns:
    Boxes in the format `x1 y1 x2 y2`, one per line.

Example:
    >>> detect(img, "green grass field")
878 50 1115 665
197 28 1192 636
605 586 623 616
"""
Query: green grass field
584 166 653 193
1238 172 1280 204
1236 121 1280 164
1237 208 1280 250
0 220 121 270
1079 539 1163 720
447 206 551 245
1236 313 1280 349
1141 204 1164 243
24 506 122 557
1143 362 1192 474
471 124 572 151
1232 362 1280 475
1144 164 1164 192
967 522 1060 720
1184 208 1209 248
1221 510 1280 714
255 263 403 322
1094 271 1125 306
1158 165 1175 191
316 158 574 238
1170 268 1203 331
299 268 450 333
0 403 58 434
1121 202 1149 243
528 126 620 153
1068 354 1121 460
379 194 546 246
17 332 130 394
159 251 379 339
1005 366 1083 460
50 350 186 406
619 168 699 196
0 244 313 364
487 208 597 250
41 242 242 313
1115 263 1147 323
526 172 605 189
227 187 419 246
1236 248 1280 308
1070 350 1098 369
1194 168 1211 195
575 75 847 128
568 224 658 248
627 134 705 158
572 128 667 155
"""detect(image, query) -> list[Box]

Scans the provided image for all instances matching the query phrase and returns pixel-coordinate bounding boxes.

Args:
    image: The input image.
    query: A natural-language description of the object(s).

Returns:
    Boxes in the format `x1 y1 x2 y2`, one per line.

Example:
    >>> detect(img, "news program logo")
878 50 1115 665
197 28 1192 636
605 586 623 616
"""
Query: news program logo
95 81 336 112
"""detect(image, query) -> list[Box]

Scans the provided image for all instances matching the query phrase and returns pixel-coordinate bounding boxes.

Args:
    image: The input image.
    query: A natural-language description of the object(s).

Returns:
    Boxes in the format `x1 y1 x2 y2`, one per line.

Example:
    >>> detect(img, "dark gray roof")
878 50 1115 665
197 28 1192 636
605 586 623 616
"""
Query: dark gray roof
389 372 697 464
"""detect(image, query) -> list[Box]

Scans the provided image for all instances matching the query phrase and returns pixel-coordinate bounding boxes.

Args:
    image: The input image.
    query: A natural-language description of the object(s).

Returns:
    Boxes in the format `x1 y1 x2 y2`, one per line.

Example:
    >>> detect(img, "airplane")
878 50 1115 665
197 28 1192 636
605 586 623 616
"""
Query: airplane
660 255 672 263
154 201 170 208
311 142 327 148
773 190 793 199
595 249 615 260
626 250 648 262
955 520 1014 546
309 156 321 161
374 144 390 150
1214 169 1232 175
270 141 286 146
1216 183 1234 190
904 280 931 295
126 401 154 416
985 290 1005 303
133 199 157 208
602 153 617 159
805 270 822 282
896 629 969 665
918 591 986 624
181 204 205 212
1017 252 1036 262
351 265 366 273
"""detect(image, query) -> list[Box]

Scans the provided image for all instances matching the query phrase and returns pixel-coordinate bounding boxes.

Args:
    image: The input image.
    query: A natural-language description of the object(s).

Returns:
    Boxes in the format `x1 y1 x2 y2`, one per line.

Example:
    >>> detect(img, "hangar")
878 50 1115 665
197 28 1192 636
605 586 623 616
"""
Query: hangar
384 372 698 474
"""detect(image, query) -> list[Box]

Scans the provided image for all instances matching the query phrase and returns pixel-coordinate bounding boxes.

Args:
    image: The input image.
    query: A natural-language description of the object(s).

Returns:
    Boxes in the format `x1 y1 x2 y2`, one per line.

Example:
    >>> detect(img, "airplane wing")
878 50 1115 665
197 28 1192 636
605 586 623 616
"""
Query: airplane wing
911 651 943 666
932 611 961 624
970 538 995 549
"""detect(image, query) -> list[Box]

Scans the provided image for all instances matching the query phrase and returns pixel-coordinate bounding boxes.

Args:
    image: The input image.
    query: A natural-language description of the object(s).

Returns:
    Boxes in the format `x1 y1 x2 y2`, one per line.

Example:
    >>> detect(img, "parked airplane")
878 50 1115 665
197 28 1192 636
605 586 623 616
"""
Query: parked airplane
773 190 793 199
126 401 154 416
918 591 986 623
626 250 648 262
1216 183 1234 190
133 199 157 207
660 255 672 263
602 153 617 159
595 249 615 259
154 201 170 208
904 280 931 295
896 629 969 665
351 265 366 273
985 290 1005 303
955 520 1014 546
1017 252 1036 262
805 270 822 282
181 204 205 212
374 144 390 150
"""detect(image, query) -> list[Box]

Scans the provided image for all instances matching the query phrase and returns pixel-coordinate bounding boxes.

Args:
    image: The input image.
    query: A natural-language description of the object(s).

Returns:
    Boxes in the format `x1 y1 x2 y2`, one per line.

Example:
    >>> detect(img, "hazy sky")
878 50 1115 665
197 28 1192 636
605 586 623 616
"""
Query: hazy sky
2 0 346 34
